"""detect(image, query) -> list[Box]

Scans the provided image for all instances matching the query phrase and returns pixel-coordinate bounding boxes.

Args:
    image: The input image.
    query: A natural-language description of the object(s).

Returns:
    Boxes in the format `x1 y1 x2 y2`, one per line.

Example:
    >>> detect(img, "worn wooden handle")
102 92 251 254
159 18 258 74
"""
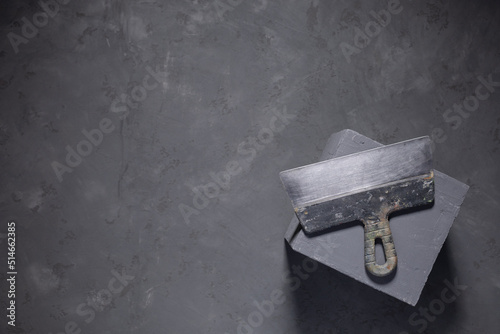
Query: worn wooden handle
364 217 397 277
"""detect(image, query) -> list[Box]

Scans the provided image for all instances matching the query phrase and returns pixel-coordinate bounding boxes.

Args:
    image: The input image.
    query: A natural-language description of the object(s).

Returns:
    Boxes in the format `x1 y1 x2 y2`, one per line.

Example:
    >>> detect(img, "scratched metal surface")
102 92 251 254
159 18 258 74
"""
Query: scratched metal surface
279 136 432 208
0 0 499 333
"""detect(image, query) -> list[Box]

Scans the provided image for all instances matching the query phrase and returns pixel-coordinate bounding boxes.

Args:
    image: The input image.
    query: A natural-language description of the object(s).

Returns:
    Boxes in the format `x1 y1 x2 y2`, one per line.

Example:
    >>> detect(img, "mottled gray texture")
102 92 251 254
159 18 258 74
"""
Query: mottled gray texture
285 129 468 306
0 0 499 333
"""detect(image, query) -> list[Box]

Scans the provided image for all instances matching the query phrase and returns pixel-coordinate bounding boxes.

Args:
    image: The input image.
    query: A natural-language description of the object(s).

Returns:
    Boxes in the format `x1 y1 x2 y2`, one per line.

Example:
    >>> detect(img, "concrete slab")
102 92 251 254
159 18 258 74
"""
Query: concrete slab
1 1 499 332
285 129 469 305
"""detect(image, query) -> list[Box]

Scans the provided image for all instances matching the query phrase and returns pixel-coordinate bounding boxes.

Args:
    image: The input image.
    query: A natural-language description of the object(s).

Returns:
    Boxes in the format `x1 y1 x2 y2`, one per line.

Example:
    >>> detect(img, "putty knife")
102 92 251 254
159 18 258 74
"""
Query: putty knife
280 136 434 276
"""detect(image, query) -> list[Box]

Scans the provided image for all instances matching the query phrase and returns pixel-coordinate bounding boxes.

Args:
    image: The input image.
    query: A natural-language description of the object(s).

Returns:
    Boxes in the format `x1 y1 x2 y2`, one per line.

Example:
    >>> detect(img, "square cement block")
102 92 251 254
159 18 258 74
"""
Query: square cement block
284 129 469 305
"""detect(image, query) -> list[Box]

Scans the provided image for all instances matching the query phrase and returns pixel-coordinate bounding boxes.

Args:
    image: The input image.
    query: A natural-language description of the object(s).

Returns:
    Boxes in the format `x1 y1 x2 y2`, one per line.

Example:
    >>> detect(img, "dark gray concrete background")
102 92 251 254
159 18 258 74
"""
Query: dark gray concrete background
0 0 499 333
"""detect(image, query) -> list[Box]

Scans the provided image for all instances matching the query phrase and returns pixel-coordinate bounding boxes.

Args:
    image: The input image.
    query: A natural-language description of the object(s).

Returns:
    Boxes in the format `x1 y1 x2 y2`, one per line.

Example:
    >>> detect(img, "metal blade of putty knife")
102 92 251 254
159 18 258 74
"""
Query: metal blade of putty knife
280 136 435 277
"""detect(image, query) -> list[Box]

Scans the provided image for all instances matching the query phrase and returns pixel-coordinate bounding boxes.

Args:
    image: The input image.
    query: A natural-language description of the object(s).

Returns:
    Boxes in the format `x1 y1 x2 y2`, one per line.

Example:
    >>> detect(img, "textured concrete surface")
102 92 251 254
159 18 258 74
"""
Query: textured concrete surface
0 0 499 333
285 129 469 306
